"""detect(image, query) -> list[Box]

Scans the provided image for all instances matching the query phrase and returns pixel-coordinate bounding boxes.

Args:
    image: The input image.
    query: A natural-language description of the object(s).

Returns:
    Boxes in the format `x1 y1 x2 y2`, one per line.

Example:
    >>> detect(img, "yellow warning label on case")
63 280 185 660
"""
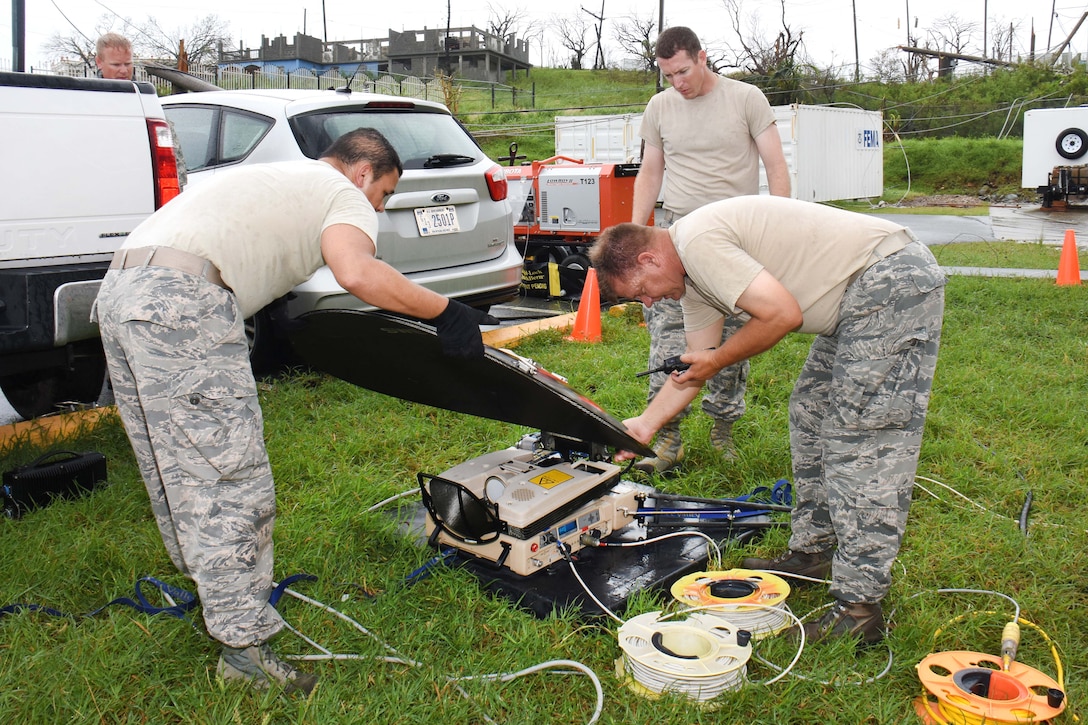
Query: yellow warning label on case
529 470 574 489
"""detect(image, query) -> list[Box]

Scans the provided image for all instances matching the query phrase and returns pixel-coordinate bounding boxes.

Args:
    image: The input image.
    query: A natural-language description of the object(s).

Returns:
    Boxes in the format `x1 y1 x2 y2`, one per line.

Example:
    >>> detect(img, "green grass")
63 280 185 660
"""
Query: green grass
929 241 1088 270
2 264 1086 723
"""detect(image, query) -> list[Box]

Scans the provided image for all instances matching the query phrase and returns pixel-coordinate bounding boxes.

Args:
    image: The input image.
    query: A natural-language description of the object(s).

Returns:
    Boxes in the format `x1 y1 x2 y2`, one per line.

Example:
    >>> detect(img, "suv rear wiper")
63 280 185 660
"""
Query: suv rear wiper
424 154 476 168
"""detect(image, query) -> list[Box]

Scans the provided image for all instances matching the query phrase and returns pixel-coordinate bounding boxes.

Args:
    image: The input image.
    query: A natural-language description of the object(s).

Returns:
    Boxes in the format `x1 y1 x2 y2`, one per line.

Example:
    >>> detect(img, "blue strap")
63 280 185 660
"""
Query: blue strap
735 478 793 508
1 576 198 622
399 548 458 588
269 573 317 607
2 572 319 623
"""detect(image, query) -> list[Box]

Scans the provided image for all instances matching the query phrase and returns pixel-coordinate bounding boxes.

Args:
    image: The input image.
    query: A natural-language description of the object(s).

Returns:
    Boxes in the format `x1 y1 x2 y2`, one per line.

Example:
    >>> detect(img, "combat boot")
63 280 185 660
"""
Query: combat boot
742 548 832 582
800 600 885 646
633 424 684 475
709 419 737 459
217 643 318 696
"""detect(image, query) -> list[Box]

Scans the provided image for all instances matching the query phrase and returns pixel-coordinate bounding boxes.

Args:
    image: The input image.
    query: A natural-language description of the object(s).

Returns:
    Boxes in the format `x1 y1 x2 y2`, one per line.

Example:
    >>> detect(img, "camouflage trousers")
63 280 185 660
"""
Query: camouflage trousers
643 211 749 427
788 239 945 604
94 267 284 647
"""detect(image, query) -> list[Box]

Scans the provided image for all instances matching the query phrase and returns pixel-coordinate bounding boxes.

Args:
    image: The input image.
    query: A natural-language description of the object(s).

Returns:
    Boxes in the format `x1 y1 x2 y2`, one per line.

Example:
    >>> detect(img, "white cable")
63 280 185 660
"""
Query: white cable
603 530 723 570
450 660 604 725
365 487 419 513
565 559 623 624
742 568 832 587
914 474 1086 533
657 603 808 687
618 610 752 701
696 601 794 641
274 584 601 725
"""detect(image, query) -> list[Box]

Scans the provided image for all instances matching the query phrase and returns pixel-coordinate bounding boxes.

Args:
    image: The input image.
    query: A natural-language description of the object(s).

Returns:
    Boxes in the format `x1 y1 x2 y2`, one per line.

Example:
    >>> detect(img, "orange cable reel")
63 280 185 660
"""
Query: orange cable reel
670 568 793 640
914 650 1066 724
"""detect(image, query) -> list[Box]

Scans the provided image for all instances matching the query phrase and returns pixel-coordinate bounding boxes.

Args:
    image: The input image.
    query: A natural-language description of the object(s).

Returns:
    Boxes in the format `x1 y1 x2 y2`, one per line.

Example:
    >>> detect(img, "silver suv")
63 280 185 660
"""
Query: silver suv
162 88 521 370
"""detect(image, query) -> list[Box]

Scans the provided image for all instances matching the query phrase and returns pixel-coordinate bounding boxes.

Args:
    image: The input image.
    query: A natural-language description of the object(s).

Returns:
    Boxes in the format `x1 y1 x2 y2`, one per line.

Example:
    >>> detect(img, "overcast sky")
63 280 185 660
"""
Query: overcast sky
7 0 1078 74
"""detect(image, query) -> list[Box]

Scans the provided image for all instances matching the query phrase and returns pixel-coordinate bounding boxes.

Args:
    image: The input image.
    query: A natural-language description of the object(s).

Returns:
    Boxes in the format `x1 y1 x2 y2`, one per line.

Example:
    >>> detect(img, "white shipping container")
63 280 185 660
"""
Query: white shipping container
554 104 884 203
774 104 884 202
553 113 644 164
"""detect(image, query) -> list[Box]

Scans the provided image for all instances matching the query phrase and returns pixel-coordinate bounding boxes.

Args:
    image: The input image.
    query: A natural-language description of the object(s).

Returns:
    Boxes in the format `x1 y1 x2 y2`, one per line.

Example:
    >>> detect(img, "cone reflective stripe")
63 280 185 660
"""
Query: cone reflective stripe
1057 229 1082 286
567 267 602 342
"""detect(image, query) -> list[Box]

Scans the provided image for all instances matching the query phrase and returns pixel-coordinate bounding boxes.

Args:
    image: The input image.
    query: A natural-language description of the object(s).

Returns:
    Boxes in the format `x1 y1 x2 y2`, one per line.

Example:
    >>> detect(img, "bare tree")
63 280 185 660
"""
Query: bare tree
136 14 232 68
988 18 1021 62
41 12 230 69
487 4 526 40
582 2 607 70
42 13 122 65
489 3 543 65
612 12 657 71
926 14 979 56
721 0 805 78
869 48 907 83
550 15 591 70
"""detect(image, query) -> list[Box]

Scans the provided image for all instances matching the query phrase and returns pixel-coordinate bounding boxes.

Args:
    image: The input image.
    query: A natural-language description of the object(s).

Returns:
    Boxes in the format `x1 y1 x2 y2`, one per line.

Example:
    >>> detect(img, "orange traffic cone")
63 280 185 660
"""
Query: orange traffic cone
1057 229 1082 286
566 267 602 342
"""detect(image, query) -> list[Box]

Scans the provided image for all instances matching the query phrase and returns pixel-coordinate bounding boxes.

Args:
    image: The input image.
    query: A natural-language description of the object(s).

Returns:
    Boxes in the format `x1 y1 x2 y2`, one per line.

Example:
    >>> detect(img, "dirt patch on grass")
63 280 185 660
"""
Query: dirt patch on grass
897 194 986 208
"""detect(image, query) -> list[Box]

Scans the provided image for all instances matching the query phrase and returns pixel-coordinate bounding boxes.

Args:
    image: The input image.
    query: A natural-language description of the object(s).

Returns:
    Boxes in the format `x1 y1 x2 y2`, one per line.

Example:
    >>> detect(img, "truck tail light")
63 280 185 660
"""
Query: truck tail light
484 164 508 202
147 119 181 208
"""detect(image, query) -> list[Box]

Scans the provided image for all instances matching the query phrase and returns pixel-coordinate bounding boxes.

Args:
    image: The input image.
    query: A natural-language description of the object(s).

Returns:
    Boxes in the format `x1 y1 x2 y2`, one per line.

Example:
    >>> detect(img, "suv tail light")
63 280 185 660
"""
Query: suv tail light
484 164 508 201
147 119 181 208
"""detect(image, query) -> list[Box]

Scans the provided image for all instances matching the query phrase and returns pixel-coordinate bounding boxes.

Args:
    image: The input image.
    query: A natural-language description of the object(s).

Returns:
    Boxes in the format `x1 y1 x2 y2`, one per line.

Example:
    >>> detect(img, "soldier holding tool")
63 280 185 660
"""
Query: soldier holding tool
591 195 945 645
630 25 790 473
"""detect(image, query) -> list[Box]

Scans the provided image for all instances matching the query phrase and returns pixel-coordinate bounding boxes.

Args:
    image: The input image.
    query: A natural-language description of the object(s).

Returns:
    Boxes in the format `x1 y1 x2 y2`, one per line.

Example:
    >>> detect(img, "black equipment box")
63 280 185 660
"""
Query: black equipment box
2 450 107 518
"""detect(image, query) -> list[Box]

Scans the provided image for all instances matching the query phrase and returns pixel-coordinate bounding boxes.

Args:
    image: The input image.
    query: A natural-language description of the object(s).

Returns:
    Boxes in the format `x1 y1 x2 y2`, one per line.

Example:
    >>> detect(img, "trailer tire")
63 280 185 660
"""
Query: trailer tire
559 253 591 272
1056 128 1088 160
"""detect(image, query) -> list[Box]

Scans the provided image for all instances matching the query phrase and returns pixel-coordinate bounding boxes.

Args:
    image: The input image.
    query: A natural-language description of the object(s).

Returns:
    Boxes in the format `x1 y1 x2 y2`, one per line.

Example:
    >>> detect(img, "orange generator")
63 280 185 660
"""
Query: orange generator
504 156 649 268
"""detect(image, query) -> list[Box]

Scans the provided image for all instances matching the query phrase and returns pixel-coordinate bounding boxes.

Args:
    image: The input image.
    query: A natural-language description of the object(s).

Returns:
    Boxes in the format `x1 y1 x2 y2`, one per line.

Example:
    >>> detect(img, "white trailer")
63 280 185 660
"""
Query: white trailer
554 104 884 203
1022 107 1088 207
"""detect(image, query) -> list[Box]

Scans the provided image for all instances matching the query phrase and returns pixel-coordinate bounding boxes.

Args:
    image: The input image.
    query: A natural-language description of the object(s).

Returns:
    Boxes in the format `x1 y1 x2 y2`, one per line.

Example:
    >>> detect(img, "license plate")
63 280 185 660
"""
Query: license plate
414 205 460 237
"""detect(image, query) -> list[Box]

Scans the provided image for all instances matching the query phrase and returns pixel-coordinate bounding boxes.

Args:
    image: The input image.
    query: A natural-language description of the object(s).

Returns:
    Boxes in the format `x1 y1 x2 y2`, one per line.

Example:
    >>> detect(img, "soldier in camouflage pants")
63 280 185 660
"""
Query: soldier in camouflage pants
90 129 492 693
591 195 946 645
95 269 285 647
786 241 944 613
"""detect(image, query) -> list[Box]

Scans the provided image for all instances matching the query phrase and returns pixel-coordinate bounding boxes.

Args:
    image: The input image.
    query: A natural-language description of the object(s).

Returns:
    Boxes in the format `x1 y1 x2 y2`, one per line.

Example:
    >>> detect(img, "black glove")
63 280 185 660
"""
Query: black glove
430 300 489 359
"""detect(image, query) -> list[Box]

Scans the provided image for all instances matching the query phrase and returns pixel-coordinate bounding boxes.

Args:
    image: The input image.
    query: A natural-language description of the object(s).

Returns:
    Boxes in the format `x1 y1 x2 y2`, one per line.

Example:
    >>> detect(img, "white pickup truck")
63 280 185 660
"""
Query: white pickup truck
0 71 181 419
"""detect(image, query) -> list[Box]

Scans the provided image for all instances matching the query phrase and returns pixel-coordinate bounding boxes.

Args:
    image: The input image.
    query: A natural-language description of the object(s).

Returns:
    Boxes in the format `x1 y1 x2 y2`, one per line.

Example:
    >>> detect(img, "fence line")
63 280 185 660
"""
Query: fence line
10 60 533 110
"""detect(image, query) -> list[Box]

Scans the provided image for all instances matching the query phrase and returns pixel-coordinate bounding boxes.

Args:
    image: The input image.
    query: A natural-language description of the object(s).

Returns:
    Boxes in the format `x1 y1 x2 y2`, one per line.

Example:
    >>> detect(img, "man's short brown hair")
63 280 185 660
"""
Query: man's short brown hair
655 26 702 61
589 223 655 300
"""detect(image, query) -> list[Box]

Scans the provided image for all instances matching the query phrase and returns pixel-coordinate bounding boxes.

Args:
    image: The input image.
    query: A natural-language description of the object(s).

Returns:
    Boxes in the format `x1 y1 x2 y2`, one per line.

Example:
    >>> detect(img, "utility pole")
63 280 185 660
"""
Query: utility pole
656 0 664 92
12 0 25 72
983 0 988 60
852 0 859 82
905 0 913 45
582 1 606 70
1047 0 1056 54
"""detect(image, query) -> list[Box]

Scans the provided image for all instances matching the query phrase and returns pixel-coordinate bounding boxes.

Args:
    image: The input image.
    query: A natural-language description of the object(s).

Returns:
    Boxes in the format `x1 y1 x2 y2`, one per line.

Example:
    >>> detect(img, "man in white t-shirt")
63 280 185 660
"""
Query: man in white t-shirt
590 196 946 645
630 26 790 475
92 128 490 694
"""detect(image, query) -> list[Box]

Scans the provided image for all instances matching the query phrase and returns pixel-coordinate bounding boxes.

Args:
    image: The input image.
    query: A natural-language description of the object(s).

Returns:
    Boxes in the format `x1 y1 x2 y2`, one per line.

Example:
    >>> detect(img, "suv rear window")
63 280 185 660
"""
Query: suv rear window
290 110 482 169
166 105 273 171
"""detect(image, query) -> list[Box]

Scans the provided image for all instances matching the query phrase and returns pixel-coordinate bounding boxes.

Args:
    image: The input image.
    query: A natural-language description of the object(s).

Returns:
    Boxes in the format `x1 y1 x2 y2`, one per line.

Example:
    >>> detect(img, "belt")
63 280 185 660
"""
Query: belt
846 229 914 287
109 246 230 291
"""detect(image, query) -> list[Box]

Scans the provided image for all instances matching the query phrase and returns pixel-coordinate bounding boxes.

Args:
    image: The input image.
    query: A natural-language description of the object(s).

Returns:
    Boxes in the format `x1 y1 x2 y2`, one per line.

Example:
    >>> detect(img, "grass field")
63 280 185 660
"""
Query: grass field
1 241 1086 723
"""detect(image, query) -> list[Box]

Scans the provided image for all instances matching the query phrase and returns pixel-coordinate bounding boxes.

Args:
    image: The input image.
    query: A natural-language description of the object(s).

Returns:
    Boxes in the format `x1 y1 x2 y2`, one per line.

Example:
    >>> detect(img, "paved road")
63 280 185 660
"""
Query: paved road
4 203 1084 427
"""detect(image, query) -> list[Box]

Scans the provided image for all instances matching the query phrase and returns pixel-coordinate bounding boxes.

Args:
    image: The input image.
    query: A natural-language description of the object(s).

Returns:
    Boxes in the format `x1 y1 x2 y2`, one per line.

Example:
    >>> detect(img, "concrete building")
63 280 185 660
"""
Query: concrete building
218 27 531 84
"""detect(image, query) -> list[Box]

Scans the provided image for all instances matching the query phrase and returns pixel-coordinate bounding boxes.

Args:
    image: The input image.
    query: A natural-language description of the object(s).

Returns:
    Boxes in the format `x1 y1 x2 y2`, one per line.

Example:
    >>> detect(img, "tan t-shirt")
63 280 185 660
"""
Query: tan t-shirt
672 197 907 335
640 76 777 213
121 160 378 318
